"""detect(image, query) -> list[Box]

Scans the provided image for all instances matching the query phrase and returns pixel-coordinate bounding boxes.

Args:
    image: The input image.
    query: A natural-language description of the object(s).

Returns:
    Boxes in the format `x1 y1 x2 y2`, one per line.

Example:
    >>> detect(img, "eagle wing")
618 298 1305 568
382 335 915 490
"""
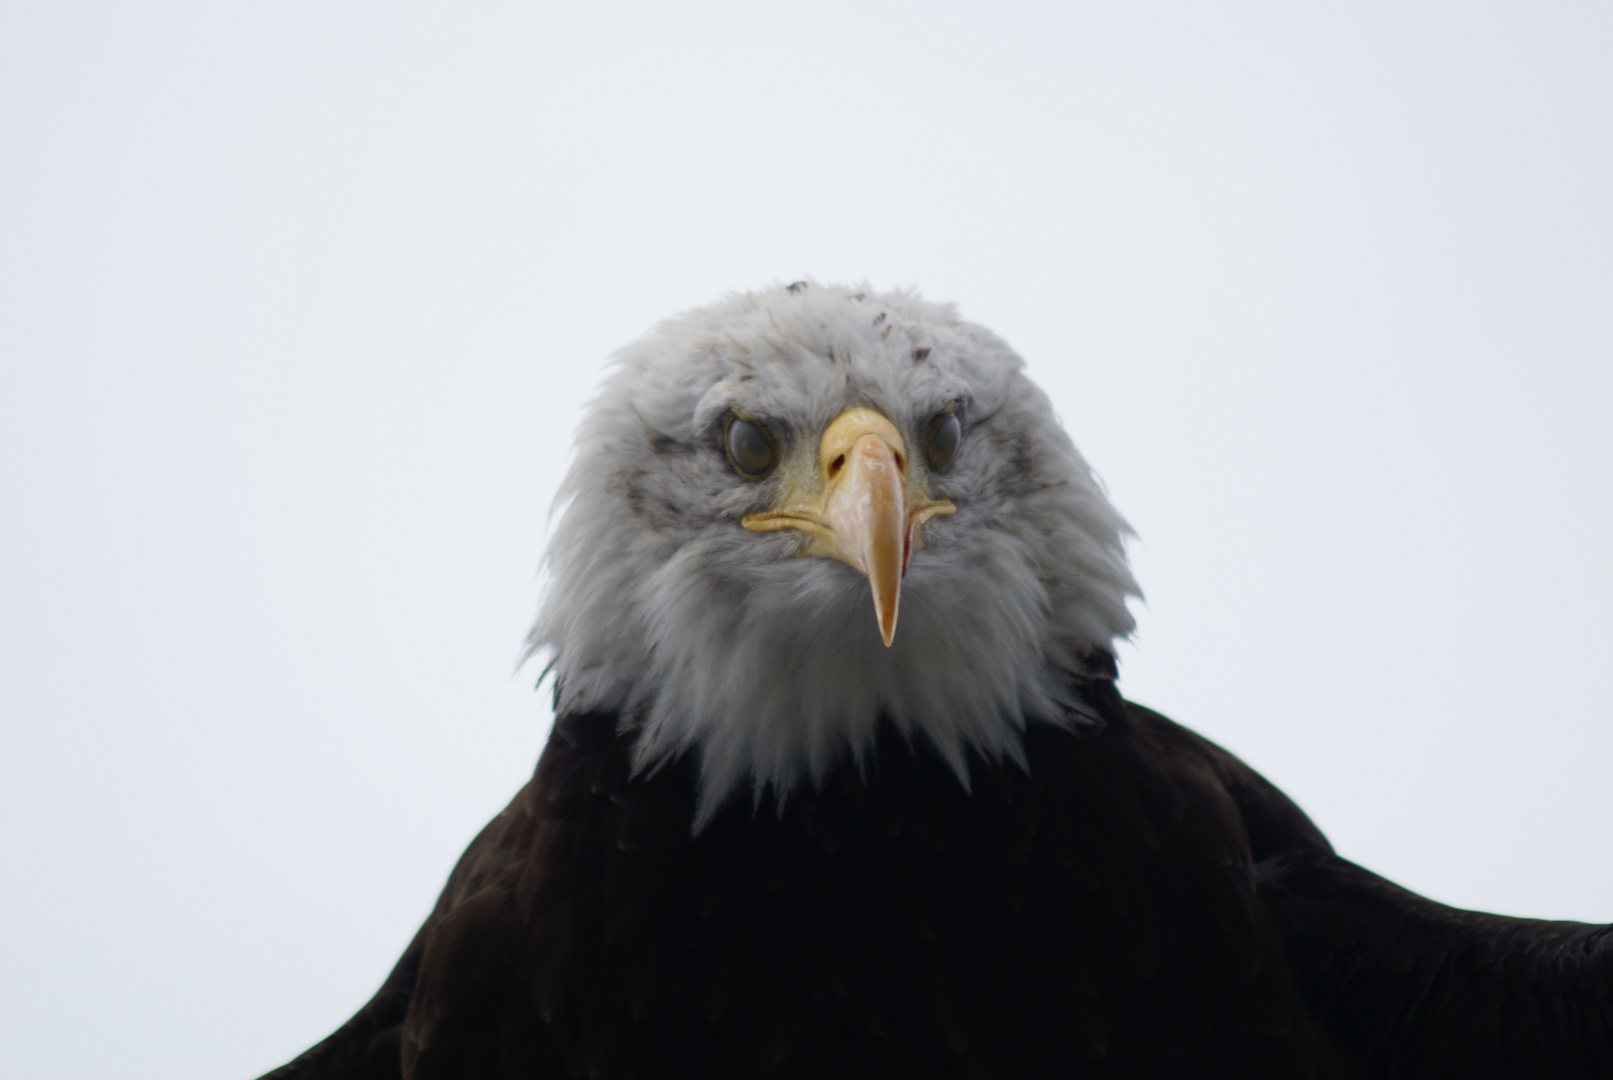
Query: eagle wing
1147 706 1613 1079
1265 852 1613 1078
258 713 643 1080
256 803 527 1079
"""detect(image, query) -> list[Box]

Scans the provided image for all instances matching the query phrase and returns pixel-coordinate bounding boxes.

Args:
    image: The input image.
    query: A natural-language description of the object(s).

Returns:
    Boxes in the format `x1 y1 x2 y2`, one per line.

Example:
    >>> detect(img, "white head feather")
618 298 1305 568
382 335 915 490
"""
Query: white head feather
530 282 1139 828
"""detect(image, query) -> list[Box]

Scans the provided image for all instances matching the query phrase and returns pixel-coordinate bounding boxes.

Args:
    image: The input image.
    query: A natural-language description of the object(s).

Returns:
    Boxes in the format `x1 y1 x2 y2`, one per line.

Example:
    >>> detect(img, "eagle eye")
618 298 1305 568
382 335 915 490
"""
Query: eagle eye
924 410 961 472
724 415 777 479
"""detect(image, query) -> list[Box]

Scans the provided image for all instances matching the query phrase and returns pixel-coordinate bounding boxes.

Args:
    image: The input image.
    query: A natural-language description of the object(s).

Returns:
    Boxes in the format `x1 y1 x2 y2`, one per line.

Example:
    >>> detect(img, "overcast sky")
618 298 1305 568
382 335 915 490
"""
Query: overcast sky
2 4 1610 1078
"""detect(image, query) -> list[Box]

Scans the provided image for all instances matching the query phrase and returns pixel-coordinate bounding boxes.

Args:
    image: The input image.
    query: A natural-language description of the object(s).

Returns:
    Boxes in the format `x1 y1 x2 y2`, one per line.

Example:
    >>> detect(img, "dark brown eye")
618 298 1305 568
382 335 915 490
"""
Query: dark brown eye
924 411 961 471
724 415 777 478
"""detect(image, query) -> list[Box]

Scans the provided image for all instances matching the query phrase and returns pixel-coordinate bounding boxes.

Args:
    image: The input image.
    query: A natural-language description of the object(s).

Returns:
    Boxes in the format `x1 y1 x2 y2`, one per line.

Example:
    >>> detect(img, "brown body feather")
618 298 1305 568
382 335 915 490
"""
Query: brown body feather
261 687 1612 1079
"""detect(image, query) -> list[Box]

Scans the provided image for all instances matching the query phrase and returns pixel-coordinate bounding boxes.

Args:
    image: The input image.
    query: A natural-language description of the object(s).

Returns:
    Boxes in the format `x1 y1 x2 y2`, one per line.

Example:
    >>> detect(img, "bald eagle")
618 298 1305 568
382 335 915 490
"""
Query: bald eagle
262 283 1612 1079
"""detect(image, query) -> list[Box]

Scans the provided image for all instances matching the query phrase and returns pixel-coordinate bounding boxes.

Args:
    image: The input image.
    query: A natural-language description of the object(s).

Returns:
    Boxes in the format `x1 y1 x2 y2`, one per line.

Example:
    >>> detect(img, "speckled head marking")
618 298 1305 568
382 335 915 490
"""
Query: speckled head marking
529 282 1139 829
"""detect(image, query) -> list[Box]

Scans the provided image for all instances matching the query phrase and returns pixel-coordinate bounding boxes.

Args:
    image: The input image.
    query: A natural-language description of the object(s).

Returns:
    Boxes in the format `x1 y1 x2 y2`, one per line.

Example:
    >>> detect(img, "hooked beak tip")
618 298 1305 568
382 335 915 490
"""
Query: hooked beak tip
876 593 898 647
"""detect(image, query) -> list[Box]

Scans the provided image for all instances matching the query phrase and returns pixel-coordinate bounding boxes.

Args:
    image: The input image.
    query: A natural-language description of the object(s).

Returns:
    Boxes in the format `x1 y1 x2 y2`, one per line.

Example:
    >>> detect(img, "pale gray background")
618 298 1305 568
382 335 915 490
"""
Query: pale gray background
2 4 1610 1078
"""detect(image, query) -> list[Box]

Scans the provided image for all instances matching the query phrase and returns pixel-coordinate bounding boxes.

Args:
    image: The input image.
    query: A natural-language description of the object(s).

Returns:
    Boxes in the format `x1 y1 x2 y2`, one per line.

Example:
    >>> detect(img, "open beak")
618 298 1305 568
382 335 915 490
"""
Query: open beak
742 408 954 646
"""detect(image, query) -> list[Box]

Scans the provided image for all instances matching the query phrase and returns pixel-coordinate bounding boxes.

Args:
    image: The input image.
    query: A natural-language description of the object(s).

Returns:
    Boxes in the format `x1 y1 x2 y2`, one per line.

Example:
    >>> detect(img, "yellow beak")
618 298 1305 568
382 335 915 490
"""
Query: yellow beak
742 408 954 647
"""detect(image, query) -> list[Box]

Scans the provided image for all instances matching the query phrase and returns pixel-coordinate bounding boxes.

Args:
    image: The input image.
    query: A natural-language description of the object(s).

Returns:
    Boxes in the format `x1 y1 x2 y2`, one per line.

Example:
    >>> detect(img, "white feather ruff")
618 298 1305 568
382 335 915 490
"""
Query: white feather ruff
529 283 1140 828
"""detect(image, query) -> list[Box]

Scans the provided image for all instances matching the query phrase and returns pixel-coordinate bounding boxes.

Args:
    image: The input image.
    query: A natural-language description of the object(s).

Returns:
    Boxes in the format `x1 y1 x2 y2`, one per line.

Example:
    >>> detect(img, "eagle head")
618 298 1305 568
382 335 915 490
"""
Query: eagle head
530 282 1139 827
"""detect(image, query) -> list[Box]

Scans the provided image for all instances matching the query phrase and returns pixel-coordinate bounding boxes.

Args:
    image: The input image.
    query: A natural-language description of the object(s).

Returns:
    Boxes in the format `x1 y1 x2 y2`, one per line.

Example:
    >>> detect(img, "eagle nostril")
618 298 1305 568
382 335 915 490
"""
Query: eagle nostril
829 454 845 477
